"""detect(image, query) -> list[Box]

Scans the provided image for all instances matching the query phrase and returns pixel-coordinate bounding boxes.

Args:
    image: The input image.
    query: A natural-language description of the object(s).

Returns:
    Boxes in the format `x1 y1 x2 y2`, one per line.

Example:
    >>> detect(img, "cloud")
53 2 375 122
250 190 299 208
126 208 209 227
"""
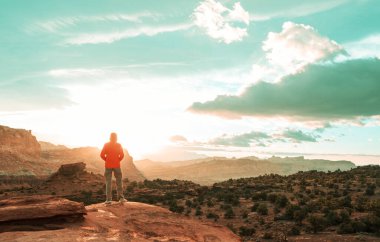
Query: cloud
170 135 188 143
64 23 192 45
32 12 157 33
250 0 348 21
48 68 107 78
192 0 249 44
189 58 380 120
282 129 318 143
208 131 270 147
263 22 346 73
0 77 74 111
344 34 380 59
314 122 333 133
204 128 322 148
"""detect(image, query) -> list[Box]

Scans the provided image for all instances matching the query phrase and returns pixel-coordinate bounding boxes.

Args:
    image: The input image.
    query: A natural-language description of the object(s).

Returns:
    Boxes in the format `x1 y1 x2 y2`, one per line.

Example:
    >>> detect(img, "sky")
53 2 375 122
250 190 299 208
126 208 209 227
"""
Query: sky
1 0 380 165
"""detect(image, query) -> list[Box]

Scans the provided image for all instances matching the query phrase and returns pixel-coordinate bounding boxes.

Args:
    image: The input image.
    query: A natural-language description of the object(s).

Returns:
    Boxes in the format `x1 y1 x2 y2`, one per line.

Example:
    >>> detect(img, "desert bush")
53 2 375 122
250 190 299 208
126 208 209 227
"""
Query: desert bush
224 207 234 219
325 210 340 226
275 194 289 208
285 204 301 220
262 232 273 239
307 214 327 233
206 212 219 220
251 203 259 212
195 207 203 216
287 226 300 236
365 183 376 196
337 222 355 234
257 203 268 215
239 226 255 236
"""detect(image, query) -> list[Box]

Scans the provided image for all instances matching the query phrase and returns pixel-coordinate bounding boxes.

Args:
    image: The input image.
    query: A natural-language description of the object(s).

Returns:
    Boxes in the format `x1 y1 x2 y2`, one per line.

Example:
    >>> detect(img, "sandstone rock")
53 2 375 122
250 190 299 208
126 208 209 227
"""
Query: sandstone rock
57 162 86 177
0 125 41 159
0 195 86 224
0 201 240 242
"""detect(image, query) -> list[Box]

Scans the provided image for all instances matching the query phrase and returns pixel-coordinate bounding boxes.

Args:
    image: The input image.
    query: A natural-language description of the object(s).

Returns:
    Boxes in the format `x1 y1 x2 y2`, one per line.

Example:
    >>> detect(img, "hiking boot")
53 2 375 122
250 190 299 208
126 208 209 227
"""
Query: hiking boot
104 200 112 205
119 197 127 203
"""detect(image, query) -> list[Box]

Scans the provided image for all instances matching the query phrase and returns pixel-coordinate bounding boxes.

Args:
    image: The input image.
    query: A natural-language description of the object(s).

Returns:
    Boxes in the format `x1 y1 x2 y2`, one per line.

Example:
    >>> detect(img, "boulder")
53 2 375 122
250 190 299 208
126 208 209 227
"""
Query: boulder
56 162 86 177
0 195 86 223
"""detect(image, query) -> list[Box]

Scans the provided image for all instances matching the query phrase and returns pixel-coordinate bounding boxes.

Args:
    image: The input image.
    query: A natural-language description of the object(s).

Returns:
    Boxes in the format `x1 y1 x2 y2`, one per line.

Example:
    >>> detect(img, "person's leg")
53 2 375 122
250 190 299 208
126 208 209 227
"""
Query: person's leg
104 168 113 202
114 168 125 200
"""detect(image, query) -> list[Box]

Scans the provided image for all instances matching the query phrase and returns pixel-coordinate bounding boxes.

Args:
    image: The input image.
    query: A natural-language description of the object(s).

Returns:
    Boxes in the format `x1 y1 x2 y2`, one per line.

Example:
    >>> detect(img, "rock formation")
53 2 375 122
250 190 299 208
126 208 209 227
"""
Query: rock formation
41 146 146 182
0 196 240 242
0 125 41 160
0 124 146 183
0 195 86 232
56 162 86 177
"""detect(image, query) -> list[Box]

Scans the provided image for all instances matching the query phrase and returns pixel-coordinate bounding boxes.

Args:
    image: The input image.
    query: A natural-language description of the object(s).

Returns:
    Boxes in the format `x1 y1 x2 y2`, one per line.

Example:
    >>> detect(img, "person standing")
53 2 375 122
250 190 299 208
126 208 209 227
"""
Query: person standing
100 132 127 204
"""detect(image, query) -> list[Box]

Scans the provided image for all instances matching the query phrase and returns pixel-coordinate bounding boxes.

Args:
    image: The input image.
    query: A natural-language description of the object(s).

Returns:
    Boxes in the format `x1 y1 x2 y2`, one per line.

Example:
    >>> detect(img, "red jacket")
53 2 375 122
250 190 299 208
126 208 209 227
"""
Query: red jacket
100 142 124 168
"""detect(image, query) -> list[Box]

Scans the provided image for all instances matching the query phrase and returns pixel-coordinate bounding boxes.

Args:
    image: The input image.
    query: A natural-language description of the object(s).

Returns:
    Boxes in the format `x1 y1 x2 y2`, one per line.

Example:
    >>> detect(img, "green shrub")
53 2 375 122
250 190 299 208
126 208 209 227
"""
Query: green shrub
224 207 235 219
262 232 273 239
307 214 327 233
288 226 300 236
257 203 268 215
239 226 255 236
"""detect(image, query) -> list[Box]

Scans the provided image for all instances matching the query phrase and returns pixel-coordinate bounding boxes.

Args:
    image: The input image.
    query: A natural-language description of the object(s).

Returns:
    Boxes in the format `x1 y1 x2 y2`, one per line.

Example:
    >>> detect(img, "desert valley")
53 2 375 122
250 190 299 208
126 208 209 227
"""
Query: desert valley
0 125 379 241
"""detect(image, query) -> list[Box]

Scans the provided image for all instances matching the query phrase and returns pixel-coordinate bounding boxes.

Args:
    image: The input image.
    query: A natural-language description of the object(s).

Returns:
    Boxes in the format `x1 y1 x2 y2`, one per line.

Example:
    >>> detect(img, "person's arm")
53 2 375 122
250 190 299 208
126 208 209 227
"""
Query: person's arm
100 144 107 161
119 144 125 161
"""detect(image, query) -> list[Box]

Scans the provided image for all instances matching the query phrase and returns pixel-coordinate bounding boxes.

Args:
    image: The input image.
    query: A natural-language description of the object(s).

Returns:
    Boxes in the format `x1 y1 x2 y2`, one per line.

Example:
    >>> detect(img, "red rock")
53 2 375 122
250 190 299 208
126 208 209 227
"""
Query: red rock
0 200 240 242
0 125 41 159
0 195 86 222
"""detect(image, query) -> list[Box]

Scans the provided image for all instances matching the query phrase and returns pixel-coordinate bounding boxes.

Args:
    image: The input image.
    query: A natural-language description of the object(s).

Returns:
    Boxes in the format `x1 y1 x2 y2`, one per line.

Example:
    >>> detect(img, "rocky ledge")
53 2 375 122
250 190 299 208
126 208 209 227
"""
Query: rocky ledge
0 195 240 242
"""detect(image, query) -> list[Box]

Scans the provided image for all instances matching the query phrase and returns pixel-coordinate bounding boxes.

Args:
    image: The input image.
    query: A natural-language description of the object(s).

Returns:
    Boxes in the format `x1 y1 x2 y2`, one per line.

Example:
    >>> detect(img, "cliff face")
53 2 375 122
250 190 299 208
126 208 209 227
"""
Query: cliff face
0 125 41 160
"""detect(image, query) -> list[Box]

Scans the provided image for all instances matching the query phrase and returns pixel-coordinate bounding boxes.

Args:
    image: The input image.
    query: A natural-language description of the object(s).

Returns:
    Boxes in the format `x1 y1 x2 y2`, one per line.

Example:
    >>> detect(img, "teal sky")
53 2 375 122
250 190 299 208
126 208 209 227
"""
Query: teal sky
1 0 379 164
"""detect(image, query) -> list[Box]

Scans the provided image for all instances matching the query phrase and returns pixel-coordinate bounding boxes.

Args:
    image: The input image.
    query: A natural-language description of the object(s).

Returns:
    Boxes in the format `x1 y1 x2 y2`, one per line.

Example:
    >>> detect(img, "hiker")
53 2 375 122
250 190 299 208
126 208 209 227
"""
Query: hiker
100 132 127 204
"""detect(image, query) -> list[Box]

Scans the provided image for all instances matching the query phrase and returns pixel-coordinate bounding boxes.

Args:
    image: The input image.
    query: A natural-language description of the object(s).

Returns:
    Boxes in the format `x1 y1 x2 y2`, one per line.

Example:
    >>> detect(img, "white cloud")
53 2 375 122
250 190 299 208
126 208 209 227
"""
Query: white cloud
263 22 345 73
344 34 380 59
63 23 192 45
32 12 156 33
192 0 249 44
48 68 106 78
250 0 348 22
229 3 250 25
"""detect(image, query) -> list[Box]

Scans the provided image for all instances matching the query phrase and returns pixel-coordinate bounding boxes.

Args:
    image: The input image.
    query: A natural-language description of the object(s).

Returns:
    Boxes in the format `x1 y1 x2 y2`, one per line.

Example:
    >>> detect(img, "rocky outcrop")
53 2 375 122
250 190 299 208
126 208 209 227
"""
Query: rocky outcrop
41 162 104 200
0 197 240 242
56 162 86 177
0 195 86 232
0 126 56 182
0 125 41 160
41 146 146 182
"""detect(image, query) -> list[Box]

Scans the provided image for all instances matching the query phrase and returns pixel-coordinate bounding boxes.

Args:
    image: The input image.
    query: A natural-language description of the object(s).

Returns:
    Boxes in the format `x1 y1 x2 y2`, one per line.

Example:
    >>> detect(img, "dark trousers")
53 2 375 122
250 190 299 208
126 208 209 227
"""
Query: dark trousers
104 168 124 201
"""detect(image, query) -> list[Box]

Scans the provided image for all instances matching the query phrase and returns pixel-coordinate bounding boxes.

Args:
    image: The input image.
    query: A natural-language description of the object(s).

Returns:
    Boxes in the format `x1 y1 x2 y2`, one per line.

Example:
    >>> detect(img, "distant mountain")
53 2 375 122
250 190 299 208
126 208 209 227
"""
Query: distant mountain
144 146 207 162
39 141 68 151
135 156 356 185
0 125 145 183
